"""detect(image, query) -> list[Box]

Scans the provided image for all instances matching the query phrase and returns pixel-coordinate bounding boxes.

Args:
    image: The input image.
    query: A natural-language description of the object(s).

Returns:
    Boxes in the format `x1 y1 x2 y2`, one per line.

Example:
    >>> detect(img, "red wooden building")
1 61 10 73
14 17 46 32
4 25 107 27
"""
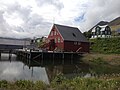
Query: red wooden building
46 24 90 53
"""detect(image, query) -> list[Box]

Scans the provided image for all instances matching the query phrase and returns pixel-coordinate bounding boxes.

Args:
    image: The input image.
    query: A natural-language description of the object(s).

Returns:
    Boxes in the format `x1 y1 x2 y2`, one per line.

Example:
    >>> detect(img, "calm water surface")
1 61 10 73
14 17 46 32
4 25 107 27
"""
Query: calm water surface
0 53 90 84
0 53 49 83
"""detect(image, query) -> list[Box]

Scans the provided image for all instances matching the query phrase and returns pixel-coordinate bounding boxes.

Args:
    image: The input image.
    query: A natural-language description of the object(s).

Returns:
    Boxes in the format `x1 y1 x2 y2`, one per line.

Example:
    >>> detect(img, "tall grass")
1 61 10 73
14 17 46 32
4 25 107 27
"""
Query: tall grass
90 37 120 54
0 75 119 90
81 53 120 75
51 76 120 90
0 80 48 90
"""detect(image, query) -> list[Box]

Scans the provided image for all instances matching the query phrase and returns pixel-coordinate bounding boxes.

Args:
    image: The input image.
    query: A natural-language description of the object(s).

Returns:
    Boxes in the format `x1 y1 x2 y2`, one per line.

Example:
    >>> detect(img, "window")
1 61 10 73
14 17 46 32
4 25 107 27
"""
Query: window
92 32 95 36
72 33 76 37
105 26 110 31
54 31 56 35
108 31 111 35
55 38 57 43
97 30 100 35
78 42 81 45
105 31 107 35
50 31 53 36
95 26 101 35
102 31 105 34
74 42 77 45
58 37 60 43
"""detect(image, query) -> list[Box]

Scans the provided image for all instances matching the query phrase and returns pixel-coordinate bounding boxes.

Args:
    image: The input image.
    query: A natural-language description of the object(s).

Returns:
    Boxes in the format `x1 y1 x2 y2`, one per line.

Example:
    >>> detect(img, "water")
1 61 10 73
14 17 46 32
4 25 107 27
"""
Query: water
0 53 90 84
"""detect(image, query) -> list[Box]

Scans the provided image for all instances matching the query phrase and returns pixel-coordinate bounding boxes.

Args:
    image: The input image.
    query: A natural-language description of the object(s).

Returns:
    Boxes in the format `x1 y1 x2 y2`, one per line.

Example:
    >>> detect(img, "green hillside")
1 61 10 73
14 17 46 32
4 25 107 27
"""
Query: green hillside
109 17 120 26
110 25 120 31
90 37 120 54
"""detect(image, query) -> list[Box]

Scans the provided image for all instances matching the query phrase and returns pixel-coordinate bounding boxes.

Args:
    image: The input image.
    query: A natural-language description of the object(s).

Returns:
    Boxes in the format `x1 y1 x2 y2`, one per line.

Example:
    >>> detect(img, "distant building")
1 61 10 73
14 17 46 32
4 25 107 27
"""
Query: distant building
46 24 90 53
91 25 111 38
0 37 30 46
0 37 31 49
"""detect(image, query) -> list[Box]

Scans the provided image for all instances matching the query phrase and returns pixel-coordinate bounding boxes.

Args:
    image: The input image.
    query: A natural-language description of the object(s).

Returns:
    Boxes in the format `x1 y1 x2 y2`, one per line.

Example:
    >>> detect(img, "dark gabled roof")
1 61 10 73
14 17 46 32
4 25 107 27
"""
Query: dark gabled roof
54 24 89 42
89 21 109 32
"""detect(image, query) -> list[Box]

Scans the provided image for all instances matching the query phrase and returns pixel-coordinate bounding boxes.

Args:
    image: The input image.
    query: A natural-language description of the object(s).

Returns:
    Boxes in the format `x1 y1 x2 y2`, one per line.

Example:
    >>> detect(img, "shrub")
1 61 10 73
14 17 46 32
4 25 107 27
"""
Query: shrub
34 81 47 90
0 80 8 88
51 76 120 90
90 37 120 54
15 80 34 89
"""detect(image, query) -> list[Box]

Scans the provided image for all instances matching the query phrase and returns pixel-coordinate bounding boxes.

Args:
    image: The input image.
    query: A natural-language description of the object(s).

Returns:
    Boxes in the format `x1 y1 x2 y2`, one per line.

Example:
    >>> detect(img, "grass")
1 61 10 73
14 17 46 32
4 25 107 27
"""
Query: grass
90 37 120 54
110 25 120 32
0 53 119 90
81 53 120 75
0 80 48 90
0 76 119 90
51 75 120 90
82 53 120 66
49 53 120 90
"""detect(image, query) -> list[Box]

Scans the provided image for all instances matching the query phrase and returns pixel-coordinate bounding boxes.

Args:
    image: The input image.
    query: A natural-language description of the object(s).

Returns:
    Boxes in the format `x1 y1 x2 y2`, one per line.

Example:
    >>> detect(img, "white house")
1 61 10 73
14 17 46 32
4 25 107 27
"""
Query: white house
91 25 111 38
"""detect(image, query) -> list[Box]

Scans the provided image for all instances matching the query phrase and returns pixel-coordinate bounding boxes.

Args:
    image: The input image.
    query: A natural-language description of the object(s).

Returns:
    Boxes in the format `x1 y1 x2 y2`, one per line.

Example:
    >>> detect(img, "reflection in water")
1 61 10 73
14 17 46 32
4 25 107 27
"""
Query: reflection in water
45 64 90 82
0 53 90 84
0 53 49 84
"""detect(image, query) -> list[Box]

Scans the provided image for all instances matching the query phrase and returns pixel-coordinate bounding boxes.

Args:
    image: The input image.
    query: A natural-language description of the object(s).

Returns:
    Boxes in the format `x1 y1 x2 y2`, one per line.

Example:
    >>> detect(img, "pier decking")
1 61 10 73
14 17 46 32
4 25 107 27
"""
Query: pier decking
16 49 81 65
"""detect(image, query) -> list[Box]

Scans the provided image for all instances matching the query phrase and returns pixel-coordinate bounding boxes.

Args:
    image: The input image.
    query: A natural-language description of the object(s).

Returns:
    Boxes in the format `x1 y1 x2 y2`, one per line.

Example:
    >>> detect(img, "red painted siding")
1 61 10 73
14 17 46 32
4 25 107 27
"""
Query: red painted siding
48 26 64 51
47 25 90 53
80 42 90 53
64 41 89 52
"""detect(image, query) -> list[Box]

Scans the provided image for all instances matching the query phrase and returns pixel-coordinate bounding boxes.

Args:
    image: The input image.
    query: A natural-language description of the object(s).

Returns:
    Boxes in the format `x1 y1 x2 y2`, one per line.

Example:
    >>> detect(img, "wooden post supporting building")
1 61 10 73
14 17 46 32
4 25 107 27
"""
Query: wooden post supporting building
0 52 1 60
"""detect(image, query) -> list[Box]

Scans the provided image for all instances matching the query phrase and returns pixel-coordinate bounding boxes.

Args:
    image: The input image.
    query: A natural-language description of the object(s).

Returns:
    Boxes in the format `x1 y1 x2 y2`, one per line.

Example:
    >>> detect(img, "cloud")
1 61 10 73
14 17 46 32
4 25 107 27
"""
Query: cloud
3 2 31 26
0 11 10 35
0 0 59 38
78 0 120 31
0 2 32 38
22 13 52 37
0 1 51 38
36 0 64 11
0 0 120 38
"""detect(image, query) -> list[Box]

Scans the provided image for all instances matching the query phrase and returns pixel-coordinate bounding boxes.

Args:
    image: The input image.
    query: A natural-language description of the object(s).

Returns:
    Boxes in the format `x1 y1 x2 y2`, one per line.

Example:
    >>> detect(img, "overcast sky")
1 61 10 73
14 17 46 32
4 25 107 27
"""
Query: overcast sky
0 0 120 38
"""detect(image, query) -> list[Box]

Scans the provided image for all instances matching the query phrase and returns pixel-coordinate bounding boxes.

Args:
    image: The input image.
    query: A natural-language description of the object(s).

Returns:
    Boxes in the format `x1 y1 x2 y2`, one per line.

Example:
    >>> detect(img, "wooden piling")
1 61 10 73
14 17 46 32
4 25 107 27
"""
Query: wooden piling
9 50 12 60
0 51 1 60
16 49 81 65
52 52 54 64
41 52 43 65
71 53 73 64
62 52 64 64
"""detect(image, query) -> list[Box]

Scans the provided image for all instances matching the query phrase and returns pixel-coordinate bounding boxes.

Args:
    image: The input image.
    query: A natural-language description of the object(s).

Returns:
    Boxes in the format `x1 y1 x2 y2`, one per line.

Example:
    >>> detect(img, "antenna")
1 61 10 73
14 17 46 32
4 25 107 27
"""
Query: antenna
53 17 55 24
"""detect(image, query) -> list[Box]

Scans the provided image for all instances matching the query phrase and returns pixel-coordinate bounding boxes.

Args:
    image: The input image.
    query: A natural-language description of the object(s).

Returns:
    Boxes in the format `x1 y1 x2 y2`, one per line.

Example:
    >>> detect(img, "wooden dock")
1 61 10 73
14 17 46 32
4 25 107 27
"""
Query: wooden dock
16 49 81 65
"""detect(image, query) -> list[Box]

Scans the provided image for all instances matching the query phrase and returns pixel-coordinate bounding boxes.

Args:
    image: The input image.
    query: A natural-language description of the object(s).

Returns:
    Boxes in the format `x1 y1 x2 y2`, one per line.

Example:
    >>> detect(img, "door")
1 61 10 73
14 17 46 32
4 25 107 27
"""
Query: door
49 39 55 51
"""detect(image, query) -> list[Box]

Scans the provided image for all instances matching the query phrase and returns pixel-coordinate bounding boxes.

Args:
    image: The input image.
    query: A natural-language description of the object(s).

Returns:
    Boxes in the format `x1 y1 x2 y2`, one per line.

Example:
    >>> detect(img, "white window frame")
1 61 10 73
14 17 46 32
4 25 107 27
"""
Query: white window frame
58 37 60 43
78 42 81 45
54 31 56 35
74 42 77 45
55 38 57 43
